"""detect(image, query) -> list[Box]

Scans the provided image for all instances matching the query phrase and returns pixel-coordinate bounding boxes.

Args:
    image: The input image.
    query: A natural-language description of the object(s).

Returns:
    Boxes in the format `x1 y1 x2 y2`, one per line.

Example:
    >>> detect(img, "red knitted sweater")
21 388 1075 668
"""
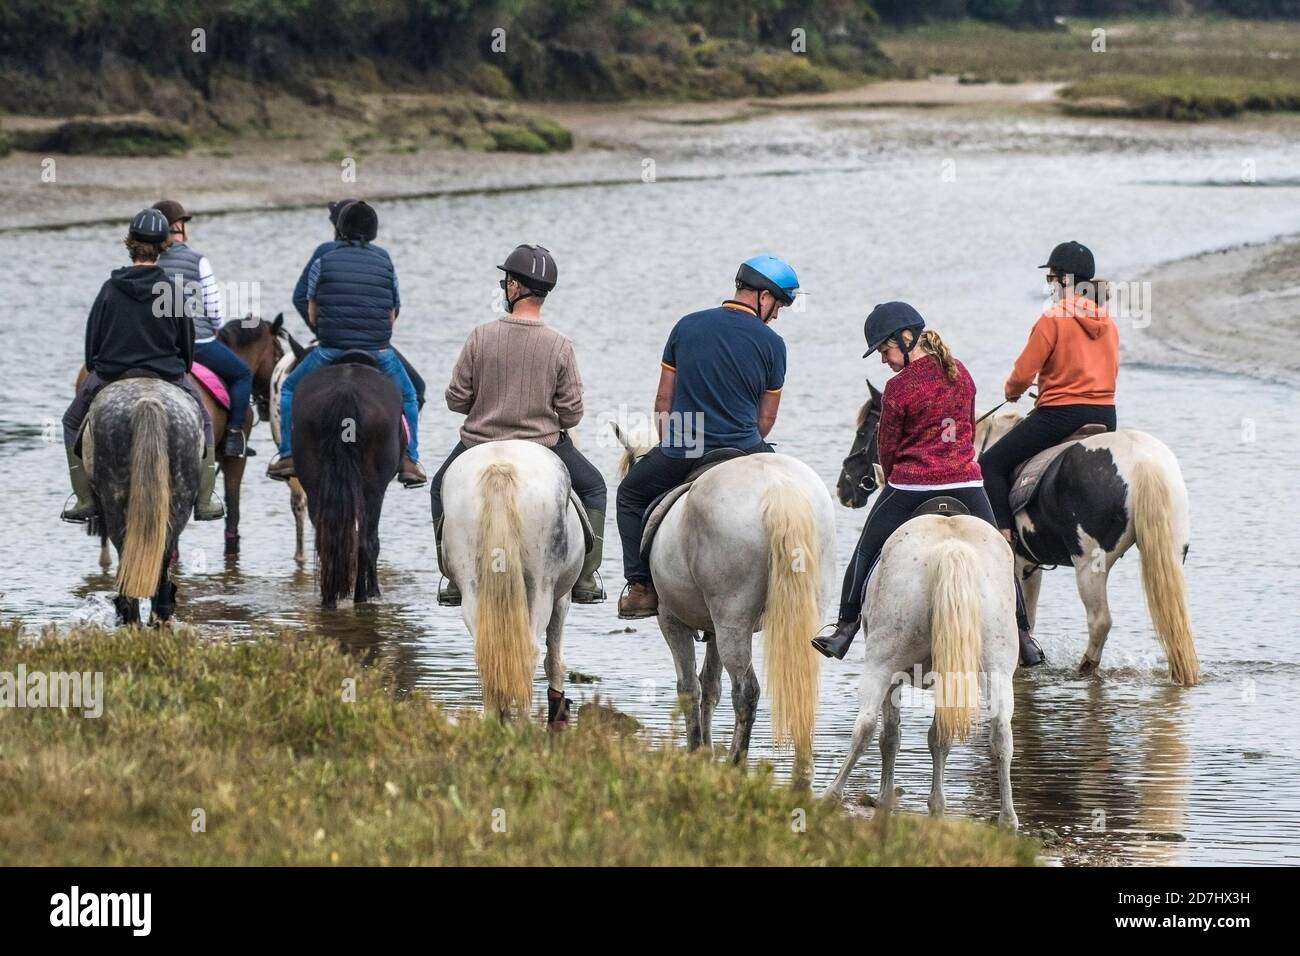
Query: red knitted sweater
877 354 983 487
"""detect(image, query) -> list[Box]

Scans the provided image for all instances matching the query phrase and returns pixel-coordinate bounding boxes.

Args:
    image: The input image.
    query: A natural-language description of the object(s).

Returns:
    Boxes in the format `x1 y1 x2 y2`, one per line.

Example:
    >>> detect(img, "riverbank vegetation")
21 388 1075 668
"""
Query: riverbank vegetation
0 623 1036 866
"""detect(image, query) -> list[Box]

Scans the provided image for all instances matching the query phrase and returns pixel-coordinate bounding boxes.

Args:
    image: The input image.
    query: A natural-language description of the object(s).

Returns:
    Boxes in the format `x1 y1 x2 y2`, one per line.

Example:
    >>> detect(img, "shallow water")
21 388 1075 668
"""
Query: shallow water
3 106 1299 864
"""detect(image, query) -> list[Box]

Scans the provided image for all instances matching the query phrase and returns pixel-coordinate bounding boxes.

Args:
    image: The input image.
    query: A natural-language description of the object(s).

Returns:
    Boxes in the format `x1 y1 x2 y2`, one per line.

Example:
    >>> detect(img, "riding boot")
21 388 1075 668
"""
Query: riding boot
547 687 572 731
194 445 226 521
221 427 247 458
1018 628 1046 668
811 618 861 660
434 516 461 607
571 508 606 604
60 447 97 524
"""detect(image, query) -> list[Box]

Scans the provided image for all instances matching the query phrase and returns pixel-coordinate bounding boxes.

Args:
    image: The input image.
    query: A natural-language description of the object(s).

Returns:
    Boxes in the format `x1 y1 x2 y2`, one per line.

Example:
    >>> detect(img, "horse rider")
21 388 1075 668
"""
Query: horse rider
615 255 798 619
979 240 1119 543
810 302 1043 666
267 200 427 487
61 207 224 523
291 198 426 410
430 243 607 607
153 199 253 458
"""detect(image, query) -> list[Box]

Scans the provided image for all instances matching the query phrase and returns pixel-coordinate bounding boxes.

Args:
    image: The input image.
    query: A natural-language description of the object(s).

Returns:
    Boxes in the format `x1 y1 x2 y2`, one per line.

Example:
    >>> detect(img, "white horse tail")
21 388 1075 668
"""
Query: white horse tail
929 538 983 745
1131 458 1200 686
474 462 536 715
116 395 171 599
760 477 821 760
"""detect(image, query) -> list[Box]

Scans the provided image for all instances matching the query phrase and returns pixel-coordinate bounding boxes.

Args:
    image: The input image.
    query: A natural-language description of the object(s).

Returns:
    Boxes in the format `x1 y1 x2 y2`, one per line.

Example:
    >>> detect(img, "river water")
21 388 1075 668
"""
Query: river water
3 103 1298 865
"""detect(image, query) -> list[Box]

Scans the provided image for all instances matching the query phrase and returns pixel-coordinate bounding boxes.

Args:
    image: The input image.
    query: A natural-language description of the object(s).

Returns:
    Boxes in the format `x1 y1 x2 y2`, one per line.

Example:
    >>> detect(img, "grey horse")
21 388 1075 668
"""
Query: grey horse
83 378 204 625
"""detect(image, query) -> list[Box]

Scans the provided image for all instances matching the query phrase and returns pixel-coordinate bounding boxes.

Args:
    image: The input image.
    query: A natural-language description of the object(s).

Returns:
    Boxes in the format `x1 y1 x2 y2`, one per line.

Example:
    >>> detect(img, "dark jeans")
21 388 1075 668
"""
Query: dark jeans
429 432 607 525
616 441 771 584
194 339 252 430
63 370 214 451
979 403 1118 531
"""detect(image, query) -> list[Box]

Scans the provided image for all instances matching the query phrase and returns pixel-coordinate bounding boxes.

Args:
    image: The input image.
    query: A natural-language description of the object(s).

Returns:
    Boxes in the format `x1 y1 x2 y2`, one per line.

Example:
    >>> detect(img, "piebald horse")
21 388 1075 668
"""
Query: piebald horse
84 379 204 625
824 513 1020 830
440 440 585 723
615 426 836 769
976 410 1199 685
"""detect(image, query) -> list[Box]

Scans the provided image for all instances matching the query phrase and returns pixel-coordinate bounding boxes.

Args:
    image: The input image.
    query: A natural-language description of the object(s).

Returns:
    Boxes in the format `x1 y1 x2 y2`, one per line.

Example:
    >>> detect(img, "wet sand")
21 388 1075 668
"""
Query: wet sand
1131 235 1300 386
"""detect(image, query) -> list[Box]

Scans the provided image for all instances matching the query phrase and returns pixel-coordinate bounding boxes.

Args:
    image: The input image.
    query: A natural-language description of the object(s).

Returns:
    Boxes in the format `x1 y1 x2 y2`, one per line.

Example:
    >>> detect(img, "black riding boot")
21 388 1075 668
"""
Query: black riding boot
1018 628 1046 667
811 619 860 660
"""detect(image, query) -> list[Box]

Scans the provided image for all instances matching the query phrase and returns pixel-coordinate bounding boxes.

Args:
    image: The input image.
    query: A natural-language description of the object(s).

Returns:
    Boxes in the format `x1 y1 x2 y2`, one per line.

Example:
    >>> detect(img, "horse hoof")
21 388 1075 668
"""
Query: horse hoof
1077 657 1097 677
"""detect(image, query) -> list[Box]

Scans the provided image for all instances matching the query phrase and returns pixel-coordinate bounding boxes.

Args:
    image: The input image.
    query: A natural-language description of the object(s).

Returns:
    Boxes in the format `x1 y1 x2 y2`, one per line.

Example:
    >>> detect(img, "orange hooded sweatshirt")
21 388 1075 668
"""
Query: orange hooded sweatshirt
1005 294 1118 407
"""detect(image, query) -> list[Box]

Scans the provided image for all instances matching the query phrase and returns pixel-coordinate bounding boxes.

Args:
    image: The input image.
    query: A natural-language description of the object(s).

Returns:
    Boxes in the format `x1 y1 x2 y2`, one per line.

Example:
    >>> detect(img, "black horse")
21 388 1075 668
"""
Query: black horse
836 380 882 508
84 378 203 624
292 355 402 608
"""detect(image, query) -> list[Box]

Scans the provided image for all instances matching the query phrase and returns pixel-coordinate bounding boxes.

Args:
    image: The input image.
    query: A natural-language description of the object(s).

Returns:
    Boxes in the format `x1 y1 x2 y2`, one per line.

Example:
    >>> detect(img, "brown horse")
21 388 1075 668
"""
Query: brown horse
76 313 290 558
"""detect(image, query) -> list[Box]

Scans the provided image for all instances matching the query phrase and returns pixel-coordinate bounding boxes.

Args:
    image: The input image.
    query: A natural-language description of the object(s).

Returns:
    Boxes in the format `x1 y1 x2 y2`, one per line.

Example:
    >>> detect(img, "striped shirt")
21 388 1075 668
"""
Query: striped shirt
444 316 584 448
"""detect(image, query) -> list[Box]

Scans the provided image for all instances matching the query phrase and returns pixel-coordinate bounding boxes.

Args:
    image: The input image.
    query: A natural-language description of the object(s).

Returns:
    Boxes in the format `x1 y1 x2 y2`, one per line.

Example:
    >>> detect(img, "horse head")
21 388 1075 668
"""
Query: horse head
837 379 883 508
974 407 1024 458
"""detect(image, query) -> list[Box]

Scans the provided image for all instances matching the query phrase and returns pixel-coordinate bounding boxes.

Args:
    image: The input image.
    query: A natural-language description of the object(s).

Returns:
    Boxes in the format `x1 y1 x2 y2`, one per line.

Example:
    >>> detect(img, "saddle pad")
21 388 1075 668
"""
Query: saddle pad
191 363 230 410
1009 440 1079 515
569 489 595 554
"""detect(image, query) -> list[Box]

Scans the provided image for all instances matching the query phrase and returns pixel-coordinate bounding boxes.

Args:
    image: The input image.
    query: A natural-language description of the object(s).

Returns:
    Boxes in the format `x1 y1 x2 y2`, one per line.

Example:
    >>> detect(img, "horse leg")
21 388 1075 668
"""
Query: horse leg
824 666 894 802
877 683 902 812
98 531 112 570
544 597 571 728
988 670 1018 830
715 624 759 766
290 479 308 565
1074 555 1114 676
152 549 177 625
927 717 952 817
354 501 383 604
698 632 723 752
1018 561 1043 631
222 453 246 558
659 612 703 750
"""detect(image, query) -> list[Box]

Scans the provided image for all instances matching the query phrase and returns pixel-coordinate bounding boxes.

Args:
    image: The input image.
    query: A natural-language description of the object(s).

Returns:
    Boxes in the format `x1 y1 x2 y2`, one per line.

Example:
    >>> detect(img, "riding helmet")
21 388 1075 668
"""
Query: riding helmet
735 254 799 306
862 301 926 358
128 207 170 244
338 201 379 242
151 199 190 225
328 198 358 226
1039 240 1095 280
497 244 557 293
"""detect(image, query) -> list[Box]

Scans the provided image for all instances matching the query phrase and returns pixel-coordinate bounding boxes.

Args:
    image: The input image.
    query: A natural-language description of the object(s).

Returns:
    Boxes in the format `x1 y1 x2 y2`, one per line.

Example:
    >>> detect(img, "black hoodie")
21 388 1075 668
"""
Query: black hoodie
84 264 194 381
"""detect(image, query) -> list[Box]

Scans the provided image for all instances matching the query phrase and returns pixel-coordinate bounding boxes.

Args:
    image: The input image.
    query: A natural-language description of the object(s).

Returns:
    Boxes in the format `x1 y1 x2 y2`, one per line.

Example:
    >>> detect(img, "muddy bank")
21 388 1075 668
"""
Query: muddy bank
1129 235 1300 386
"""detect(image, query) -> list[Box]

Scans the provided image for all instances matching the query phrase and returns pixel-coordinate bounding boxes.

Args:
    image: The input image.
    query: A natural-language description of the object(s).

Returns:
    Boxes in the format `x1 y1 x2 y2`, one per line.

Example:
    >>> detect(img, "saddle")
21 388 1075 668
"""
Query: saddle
190 362 230 410
638 448 747 561
570 489 595 554
910 496 970 519
1008 424 1108 515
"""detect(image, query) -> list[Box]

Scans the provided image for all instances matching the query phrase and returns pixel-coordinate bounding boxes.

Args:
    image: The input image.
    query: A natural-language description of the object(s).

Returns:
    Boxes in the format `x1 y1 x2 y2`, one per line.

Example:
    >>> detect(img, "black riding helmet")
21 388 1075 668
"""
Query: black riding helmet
497 243 557 295
128 207 170 244
338 201 378 242
328 198 358 226
1040 240 1095 281
862 301 926 361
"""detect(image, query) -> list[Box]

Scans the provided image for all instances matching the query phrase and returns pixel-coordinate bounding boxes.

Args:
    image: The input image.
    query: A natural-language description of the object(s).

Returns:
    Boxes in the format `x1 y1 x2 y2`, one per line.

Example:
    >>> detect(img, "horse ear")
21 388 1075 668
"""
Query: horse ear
609 420 629 450
272 312 284 332
866 378 882 401
287 332 306 360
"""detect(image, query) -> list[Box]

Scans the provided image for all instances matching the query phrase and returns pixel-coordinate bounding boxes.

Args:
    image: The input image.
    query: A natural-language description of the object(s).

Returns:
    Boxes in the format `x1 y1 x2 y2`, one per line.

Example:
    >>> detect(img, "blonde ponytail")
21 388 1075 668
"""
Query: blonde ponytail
895 329 959 381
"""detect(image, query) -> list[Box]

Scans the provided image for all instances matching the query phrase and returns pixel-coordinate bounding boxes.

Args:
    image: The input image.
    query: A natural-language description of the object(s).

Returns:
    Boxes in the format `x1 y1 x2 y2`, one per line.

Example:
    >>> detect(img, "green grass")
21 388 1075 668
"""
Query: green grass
879 16 1300 118
0 624 1037 866
11 119 191 156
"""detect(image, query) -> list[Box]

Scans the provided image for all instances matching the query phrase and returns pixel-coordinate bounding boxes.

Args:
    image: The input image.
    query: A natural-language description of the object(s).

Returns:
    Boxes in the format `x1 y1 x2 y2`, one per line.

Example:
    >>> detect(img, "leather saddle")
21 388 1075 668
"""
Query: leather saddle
1008 424 1108 515
910 496 970 519
638 447 747 561
334 348 380 369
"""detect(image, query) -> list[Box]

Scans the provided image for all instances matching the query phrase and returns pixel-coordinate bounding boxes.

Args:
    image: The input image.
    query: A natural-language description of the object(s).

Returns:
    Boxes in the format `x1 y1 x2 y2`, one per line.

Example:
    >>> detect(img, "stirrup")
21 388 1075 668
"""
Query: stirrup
571 569 606 604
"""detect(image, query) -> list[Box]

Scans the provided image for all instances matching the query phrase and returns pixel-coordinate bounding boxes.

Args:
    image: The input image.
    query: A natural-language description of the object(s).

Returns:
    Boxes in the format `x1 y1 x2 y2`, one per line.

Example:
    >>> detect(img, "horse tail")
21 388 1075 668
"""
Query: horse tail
116 395 171 599
1132 457 1199 686
761 477 821 760
315 387 364 605
474 462 535 716
929 536 983 745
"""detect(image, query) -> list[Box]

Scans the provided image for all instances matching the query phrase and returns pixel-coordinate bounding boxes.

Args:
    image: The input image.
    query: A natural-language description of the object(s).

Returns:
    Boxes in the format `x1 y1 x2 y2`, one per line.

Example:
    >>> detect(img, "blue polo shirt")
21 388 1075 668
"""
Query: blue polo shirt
659 301 786 459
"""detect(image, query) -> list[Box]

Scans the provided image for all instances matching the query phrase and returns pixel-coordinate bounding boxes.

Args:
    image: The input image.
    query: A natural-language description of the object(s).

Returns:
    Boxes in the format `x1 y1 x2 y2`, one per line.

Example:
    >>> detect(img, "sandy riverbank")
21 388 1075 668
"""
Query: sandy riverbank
1130 235 1300 386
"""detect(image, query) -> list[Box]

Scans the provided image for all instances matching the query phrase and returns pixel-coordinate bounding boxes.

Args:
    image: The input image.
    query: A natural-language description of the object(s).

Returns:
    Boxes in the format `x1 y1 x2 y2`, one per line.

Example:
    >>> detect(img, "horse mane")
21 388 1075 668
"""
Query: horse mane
218 317 266 348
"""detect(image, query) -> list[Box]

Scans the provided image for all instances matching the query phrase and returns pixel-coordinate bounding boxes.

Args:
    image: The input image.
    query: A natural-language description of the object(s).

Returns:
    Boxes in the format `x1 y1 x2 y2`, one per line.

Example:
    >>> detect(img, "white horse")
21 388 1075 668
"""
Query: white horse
440 439 585 721
977 411 1198 685
825 513 1020 830
615 427 836 769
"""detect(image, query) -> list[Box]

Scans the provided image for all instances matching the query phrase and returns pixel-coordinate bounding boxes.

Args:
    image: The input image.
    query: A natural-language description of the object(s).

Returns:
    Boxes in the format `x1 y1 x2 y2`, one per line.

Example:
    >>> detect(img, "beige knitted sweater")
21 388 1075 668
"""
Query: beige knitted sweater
445 316 584 448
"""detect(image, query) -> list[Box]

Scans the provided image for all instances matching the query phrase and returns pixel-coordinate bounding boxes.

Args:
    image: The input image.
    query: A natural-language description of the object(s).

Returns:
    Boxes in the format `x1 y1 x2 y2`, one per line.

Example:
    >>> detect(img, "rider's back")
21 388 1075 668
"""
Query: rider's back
312 240 397 351
1009 294 1118 407
87 264 190 382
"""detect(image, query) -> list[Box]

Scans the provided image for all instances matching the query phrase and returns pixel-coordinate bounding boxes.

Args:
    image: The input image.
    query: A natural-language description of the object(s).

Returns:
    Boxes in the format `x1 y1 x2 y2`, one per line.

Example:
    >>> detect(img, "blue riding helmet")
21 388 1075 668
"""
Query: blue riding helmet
862 301 926 358
736 255 800 306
